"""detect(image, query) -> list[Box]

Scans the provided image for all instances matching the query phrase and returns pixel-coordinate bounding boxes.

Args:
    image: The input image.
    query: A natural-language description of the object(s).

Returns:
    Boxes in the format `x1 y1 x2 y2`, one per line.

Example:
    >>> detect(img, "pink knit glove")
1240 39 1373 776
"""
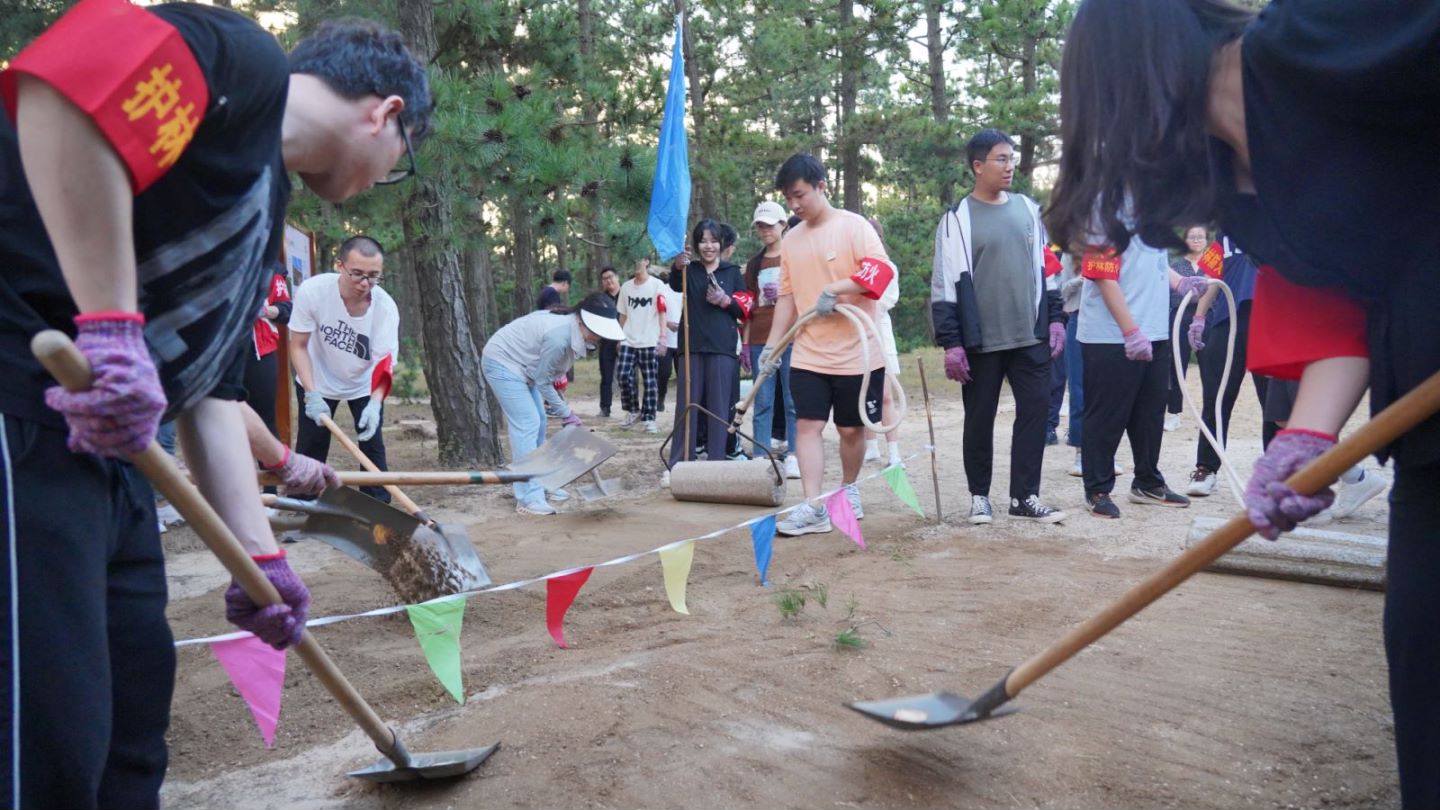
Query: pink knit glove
1122 327 1152 362
704 283 731 309
44 313 166 457
943 346 971 384
225 552 311 649
1175 275 1209 299
1245 430 1336 540
1048 322 1065 359
1188 315 1207 352
262 446 341 497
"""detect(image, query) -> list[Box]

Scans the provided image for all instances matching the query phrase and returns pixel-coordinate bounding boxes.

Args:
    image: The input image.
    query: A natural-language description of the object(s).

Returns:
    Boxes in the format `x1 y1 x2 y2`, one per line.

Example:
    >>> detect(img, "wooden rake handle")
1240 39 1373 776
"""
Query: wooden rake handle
1004 368 1440 701
319 414 431 522
32 330 403 762
259 469 531 487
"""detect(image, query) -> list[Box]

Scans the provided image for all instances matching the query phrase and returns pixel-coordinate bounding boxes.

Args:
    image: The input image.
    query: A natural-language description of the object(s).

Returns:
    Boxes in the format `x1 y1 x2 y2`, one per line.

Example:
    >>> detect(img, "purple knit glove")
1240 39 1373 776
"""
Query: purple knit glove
1245 430 1337 540
1175 275 1209 299
562 412 584 428
761 282 779 304
943 346 971 384
1188 315 1207 352
739 347 753 374
1122 327 1152 362
225 553 311 649
705 283 731 309
44 313 166 457
1048 322 1066 359
264 447 341 497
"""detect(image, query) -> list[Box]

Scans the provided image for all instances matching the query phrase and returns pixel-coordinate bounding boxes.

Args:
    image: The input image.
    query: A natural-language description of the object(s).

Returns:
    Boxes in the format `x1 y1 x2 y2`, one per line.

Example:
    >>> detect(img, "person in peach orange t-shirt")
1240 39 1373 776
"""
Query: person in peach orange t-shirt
760 154 895 537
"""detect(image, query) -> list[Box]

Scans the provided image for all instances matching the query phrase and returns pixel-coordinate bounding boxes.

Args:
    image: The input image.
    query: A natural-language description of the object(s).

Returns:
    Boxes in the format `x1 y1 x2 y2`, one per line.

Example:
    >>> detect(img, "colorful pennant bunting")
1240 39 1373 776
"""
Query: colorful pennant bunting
546 568 594 648
407 598 467 703
884 465 925 518
210 636 287 747
658 541 695 615
751 516 776 586
827 490 865 549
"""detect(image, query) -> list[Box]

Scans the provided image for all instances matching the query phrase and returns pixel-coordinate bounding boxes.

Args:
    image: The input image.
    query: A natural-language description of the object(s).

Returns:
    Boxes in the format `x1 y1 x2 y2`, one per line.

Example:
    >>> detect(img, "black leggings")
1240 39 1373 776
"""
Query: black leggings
1387 460 1440 809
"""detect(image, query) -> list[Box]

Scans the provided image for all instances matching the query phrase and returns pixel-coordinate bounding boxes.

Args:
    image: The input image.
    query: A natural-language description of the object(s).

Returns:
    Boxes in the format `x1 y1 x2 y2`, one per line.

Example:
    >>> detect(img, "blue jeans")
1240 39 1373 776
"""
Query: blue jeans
482 358 547 506
746 344 796 457
1064 314 1084 447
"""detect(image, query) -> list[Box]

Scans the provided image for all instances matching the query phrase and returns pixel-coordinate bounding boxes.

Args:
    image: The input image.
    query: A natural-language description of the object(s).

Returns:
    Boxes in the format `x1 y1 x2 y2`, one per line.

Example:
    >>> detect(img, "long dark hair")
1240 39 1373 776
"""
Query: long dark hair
1045 0 1254 254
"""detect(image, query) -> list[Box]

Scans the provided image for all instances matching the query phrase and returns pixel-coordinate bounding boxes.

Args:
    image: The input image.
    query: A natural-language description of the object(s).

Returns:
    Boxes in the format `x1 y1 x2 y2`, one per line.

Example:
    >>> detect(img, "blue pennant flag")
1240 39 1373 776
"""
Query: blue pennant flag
647 14 691 262
751 516 776 586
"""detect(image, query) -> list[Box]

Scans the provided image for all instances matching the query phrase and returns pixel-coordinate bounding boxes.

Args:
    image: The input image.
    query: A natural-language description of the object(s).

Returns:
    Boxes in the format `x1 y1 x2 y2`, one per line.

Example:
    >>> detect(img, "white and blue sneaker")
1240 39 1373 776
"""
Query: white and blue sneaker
778 502 832 536
845 483 864 520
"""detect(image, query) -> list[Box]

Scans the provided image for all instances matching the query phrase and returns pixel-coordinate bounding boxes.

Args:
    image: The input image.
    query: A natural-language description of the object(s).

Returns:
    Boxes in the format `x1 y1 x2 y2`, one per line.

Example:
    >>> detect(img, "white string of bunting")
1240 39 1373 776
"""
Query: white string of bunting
173 446 937 648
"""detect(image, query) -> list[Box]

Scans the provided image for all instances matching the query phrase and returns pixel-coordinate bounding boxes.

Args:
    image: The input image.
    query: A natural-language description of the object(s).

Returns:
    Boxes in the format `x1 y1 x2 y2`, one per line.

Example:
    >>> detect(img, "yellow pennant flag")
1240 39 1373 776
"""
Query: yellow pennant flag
658 541 695 615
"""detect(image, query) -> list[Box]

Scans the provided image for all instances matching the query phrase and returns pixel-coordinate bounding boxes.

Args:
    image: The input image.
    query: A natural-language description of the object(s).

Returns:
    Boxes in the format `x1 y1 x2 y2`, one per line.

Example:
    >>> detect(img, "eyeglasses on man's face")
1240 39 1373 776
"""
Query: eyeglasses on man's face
987 154 1020 168
375 116 416 186
345 268 383 285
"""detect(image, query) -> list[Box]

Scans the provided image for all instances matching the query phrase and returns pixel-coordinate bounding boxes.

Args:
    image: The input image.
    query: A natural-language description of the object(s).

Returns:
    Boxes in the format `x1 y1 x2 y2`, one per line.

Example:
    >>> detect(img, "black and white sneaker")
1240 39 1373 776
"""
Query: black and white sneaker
1086 492 1121 519
1009 495 1066 524
968 495 994 525
1129 485 1191 508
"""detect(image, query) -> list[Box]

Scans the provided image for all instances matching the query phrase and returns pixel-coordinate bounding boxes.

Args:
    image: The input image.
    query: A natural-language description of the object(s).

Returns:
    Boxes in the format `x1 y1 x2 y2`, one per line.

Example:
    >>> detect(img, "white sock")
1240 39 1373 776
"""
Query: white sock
865 439 878 454
1340 466 1364 485
889 441 902 463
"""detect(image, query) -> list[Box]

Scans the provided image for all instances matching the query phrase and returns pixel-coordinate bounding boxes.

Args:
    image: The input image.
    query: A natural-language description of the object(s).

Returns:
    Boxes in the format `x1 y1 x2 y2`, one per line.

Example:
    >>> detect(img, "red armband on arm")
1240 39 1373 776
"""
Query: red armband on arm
0 0 209 194
1043 248 1063 278
1080 248 1122 281
1198 242 1224 279
656 294 667 314
731 290 755 322
851 256 895 300
268 274 291 305
370 354 394 400
1247 265 1367 380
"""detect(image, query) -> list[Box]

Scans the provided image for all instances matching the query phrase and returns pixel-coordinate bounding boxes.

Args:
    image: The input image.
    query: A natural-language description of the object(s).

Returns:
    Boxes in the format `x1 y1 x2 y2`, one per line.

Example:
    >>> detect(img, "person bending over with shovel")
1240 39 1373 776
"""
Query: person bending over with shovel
1047 0 1439 805
482 292 626 515
0 3 431 806
764 154 895 536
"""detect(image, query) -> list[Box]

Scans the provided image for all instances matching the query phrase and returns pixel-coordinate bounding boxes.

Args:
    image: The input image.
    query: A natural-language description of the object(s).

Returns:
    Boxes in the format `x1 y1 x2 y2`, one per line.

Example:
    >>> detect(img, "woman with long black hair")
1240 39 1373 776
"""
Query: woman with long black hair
1046 2 1439 805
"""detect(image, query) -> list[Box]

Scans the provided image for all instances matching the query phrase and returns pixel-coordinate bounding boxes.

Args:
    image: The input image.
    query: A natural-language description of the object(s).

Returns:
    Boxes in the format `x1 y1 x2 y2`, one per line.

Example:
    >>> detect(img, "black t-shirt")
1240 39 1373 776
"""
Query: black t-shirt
1217 1 1440 465
0 2 291 426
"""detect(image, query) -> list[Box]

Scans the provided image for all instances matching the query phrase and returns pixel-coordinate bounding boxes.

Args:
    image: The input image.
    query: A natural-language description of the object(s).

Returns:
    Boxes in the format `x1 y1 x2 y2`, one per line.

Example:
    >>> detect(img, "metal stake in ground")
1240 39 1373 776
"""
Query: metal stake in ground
849 367 1440 730
916 357 942 521
32 330 498 782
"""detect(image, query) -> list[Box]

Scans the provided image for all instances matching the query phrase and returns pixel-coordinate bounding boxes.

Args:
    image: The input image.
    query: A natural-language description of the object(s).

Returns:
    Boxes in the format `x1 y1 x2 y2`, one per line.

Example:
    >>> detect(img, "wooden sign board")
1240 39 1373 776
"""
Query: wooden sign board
276 224 317 446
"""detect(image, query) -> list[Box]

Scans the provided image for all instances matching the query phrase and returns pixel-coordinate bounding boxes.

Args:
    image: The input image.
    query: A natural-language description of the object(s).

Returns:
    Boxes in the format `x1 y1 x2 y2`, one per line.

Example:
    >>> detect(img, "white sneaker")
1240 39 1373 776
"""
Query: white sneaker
156 503 183 527
1185 467 1217 497
1114 460 1125 475
516 499 557 516
888 454 904 468
772 438 787 451
863 446 881 464
1164 413 1181 432
968 495 994 525
784 455 801 480
620 412 640 429
1331 470 1388 520
643 420 658 433
777 502 832 536
547 488 570 502
661 470 671 489
845 483 864 519
1069 450 1083 477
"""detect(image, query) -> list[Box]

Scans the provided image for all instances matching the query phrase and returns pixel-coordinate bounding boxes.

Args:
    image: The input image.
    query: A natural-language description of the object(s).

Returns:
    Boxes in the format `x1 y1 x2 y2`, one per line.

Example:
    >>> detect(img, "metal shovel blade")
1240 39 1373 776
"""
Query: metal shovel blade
502 425 618 498
348 742 500 782
847 692 1019 731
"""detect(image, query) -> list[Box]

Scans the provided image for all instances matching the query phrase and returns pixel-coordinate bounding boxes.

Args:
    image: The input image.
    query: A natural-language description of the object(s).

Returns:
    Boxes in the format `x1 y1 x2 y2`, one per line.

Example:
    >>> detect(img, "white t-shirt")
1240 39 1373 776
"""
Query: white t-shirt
616 276 666 348
659 284 683 349
289 272 400 400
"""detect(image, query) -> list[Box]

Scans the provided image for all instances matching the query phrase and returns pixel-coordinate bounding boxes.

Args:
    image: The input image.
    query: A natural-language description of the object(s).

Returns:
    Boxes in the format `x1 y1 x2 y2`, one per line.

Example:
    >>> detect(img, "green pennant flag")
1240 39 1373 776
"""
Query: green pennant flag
884 465 925 518
406 598 466 703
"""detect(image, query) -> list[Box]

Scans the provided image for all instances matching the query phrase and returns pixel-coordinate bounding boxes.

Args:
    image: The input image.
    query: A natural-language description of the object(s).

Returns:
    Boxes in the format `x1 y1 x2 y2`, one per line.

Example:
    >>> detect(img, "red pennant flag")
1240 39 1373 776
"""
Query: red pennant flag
546 567 594 648
1043 247 1063 278
1198 241 1224 279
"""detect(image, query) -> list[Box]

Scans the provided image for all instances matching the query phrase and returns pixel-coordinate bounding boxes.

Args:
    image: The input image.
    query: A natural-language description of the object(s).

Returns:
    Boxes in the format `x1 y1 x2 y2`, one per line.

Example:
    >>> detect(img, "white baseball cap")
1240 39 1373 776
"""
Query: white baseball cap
578 295 626 342
752 201 787 225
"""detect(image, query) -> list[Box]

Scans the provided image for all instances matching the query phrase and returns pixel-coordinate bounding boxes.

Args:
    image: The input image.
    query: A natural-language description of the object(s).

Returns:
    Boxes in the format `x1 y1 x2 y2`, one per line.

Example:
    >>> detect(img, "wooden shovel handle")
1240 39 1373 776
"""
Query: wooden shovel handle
31 330 402 760
259 469 531 487
319 414 429 520
1005 368 1440 700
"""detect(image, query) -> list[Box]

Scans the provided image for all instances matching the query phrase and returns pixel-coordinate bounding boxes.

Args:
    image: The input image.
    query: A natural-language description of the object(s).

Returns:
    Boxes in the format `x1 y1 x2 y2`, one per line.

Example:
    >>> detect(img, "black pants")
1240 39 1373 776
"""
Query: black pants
293 383 390 503
656 349 677 412
668 353 739 467
243 351 280 494
961 341 1051 500
1167 303 1197 414
1195 305 1269 472
1 415 175 809
1388 461 1440 809
1047 350 1067 433
1081 341 1170 495
598 338 619 414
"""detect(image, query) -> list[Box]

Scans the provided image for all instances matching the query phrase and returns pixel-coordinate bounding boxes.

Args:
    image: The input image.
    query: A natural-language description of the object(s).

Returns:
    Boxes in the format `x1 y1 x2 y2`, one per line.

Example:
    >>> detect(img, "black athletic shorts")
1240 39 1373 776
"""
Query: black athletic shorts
791 367 884 428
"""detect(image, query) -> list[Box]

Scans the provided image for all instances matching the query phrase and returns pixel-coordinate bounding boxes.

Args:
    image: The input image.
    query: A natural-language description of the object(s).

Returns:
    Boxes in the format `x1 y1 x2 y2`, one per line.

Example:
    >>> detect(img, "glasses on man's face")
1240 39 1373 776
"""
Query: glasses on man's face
346 268 383 285
987 155 1020 168
374 116 416 186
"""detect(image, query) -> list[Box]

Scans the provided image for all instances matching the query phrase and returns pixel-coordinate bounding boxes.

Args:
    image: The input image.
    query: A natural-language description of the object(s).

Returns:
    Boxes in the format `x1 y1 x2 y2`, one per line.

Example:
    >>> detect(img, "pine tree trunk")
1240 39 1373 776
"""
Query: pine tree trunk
839 0 861 212
395 0 502 466
509 195 538 315
925 0 955 206
393 250 425 354
1018 35 1037 181
675 0 717 219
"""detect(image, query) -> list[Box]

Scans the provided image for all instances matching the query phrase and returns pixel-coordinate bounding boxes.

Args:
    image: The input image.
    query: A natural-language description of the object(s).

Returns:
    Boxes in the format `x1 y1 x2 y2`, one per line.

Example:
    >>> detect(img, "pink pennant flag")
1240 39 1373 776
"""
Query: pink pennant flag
546 567 594 648
211 636 287 747
826 489 865 550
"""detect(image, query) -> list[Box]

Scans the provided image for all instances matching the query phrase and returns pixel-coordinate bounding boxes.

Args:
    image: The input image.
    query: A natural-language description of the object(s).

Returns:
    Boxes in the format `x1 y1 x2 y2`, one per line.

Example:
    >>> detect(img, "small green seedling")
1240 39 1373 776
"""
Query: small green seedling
834 627 865 650
775 590 807 620
813 582 829 610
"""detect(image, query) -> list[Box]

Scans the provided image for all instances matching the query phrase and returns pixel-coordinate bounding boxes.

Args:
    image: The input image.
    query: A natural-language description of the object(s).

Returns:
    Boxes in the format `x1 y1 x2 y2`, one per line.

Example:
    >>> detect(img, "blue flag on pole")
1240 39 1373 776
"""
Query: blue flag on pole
647 15 690 262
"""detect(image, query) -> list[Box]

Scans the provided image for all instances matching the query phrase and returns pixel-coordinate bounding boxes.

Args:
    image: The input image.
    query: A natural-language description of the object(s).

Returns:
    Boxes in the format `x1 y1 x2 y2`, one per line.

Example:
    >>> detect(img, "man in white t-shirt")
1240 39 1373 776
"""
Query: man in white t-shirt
289 235 401 503
615 258 668 432
656 274 683 412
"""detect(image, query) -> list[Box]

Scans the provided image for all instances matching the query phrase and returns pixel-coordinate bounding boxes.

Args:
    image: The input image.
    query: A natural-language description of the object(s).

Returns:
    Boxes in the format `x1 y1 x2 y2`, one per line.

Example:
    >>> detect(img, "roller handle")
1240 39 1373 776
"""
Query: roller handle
319 415 434 524
1002 368 1440 702
31 330 406 765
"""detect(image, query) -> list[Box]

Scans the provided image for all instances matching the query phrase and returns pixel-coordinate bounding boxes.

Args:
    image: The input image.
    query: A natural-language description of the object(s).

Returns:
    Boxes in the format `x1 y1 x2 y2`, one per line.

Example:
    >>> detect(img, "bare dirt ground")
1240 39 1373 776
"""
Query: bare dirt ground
159 349 1398 809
